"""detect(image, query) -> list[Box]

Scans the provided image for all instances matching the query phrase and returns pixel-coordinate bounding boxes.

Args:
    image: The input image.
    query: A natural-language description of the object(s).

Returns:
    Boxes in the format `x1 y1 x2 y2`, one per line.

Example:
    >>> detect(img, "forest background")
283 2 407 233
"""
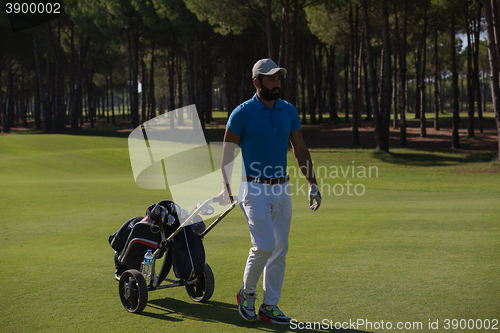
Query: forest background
1 0 500 157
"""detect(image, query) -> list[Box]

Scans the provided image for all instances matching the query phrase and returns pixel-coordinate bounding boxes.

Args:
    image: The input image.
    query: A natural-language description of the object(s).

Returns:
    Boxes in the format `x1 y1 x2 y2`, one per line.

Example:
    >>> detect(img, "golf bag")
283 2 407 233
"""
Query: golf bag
109 200 206 280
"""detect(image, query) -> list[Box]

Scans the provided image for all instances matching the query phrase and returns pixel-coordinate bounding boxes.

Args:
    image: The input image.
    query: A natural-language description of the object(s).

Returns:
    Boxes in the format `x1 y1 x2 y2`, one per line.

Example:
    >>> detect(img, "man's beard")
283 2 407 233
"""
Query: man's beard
260 85 280 100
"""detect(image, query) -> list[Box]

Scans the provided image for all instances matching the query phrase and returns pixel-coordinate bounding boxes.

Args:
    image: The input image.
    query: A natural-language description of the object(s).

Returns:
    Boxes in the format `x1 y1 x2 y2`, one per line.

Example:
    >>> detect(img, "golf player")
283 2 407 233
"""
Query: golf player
219 58 322 324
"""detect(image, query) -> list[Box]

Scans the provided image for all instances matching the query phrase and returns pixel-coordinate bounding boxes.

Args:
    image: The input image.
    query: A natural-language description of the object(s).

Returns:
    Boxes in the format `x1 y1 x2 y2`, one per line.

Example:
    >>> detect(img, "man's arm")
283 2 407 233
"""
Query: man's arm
289 129 317 186
289 129 321 210
219 128 241 204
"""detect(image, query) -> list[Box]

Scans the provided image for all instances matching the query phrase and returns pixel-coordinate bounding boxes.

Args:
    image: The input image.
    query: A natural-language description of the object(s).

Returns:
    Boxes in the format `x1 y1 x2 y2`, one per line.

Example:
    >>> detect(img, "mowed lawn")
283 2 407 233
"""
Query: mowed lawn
0 133 499 333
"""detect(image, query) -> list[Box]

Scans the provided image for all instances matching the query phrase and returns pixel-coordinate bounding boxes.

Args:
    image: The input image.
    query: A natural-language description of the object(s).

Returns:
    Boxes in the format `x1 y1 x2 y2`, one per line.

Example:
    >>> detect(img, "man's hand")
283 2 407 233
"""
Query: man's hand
218 184 233 206
309 184 322 211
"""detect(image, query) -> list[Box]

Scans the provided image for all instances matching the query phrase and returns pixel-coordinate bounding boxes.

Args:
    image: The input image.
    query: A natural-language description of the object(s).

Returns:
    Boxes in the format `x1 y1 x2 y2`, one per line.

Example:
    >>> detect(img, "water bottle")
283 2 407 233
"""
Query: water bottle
141 249 154 279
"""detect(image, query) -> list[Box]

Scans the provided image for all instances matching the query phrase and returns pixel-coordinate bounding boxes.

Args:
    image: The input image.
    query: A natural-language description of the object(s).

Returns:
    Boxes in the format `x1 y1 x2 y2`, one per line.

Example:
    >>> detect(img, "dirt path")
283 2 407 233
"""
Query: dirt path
300 118 499 153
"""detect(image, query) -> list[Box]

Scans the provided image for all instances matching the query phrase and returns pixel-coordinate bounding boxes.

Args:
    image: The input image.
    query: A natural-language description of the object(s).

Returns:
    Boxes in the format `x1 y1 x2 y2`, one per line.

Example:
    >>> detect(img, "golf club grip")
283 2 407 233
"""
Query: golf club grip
212 196 237 204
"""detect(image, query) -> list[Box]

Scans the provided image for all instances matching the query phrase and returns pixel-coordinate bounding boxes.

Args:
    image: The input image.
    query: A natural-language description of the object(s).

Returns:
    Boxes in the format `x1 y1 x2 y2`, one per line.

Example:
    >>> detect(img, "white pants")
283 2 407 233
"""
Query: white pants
239 181 292 306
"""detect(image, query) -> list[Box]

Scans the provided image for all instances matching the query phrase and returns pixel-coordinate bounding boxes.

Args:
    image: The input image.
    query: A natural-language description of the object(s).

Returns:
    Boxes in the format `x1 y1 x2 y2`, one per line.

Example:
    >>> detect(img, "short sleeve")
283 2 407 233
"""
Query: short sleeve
226 105 245 136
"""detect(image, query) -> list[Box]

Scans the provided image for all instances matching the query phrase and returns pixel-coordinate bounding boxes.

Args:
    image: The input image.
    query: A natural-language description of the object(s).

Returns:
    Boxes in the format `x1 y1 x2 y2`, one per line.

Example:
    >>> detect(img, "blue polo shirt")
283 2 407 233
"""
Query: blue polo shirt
227 93 301 178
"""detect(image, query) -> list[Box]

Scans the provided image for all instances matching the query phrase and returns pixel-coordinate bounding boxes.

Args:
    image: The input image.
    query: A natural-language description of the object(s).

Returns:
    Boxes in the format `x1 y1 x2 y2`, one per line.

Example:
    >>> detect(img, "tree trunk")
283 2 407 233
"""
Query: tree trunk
168 44 176 113
475 2 483 133
0 63 5 133
45 23 52 132
434 28 440 130
362 0 382 150
350 4 360 144
69 22 75 127
32 30 48 133
363 51 372 122
263 0 275 60
451 13 461 149
127 50 132 121
186 41 197 108
278 0 289 100
466 5 475 139
460 75 464 113
105 74 110 123
128 29 140 128
289 1 299 106
50 22 62 129
87 69 95 128
420 0 429 137
95 94 99 121
204 52 215 125
300 42 307 123
440 72 445 114
141 57 147 123
34 72 40 130
491 0 500 60
198 40 206 129
224 52 235 116
328 45 339 122
149 42 156 120
6 62 13 132
344 45 349 123
380 0 392 151
72 34 88 129
110 68 115 125
175 52 184 125
392 48 399 129
307 40 317 125
379 47 384 111
160 93 166 115
316 44 325 124
21 68 27 128
122 87 126 119
357 39 363 127
415 48 421 120
483 0 500 160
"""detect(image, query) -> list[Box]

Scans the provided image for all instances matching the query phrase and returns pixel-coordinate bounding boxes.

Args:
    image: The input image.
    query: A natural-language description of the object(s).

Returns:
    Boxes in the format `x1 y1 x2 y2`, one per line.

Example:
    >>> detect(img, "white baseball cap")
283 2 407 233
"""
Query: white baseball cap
252 59 287 79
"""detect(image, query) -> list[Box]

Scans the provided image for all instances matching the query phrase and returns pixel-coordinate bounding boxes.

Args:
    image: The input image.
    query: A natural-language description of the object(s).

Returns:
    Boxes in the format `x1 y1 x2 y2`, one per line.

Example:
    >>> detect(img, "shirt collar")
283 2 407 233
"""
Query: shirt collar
252 93 283 111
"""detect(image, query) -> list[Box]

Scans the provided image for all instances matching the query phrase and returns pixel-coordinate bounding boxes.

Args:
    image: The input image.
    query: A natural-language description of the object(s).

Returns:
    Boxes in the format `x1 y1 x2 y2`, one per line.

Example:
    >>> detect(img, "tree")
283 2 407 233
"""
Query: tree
394 0 408 147
363 0 391 152
98 0 160 128
419 0 429 138
473 1 484 133
184 0 275 58
482 0 500 160
465 2 475 139
451 10 461 149
379 0 392 151
305 0 345 123
349 3 362 144
32 29 50 132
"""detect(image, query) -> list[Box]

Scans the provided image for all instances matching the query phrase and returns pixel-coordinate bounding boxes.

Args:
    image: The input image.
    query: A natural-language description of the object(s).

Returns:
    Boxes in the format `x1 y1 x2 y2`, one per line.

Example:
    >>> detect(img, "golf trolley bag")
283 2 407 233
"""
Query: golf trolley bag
109 200 206 280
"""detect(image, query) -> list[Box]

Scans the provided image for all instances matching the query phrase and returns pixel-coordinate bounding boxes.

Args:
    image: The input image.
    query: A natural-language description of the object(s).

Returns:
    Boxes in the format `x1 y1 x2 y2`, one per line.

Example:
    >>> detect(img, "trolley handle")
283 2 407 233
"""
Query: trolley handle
200 197 239 238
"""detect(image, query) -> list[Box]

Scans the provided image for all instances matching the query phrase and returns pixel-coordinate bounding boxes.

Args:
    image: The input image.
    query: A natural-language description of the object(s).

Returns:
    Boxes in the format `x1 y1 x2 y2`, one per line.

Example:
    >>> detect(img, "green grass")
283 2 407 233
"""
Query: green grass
0 134 499 332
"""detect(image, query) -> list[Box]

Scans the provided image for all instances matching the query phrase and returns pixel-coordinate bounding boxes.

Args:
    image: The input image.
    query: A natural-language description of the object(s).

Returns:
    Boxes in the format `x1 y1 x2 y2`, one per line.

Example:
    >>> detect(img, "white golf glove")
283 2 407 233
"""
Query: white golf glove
309 184 322 211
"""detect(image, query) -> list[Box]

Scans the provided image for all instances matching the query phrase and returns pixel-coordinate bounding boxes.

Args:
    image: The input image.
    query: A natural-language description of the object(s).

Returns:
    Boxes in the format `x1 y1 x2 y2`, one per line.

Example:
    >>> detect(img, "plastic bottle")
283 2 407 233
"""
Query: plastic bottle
141 249 154 279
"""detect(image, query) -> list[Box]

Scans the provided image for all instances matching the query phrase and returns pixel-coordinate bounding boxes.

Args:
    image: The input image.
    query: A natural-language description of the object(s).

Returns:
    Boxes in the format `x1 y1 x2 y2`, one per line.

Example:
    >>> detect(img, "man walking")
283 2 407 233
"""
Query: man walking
219 59 321 324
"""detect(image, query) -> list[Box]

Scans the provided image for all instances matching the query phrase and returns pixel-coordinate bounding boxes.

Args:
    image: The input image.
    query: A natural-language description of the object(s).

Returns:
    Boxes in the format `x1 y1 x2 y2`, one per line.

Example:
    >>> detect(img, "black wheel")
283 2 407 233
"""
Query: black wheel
119 269 148 313
185 263 214 303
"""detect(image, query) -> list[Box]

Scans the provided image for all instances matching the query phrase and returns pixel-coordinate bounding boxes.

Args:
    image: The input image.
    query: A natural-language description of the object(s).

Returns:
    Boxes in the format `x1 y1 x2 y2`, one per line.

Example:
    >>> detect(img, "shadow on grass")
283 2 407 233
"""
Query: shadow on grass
142 297 370 332
371 150 497 166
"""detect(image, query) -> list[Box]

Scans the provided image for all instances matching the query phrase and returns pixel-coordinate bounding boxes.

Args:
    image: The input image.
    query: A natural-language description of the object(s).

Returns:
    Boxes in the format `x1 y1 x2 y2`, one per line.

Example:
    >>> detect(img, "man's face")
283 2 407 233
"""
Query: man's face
258 74 282 100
